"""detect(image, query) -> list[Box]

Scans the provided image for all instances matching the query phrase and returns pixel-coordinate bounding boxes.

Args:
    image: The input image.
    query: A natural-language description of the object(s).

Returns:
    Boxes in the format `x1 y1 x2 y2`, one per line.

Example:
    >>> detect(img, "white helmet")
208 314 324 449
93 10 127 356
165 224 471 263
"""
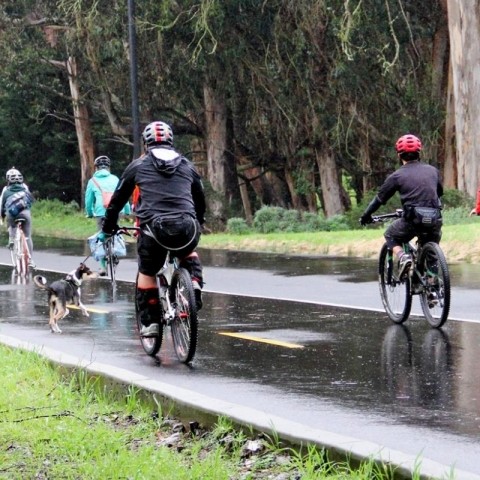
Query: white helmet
6 167 23 184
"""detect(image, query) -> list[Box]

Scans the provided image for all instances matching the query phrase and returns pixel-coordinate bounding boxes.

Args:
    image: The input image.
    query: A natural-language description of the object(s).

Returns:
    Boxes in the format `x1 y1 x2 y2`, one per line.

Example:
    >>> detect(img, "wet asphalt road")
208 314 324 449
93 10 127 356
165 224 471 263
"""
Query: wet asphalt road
0 237 480 478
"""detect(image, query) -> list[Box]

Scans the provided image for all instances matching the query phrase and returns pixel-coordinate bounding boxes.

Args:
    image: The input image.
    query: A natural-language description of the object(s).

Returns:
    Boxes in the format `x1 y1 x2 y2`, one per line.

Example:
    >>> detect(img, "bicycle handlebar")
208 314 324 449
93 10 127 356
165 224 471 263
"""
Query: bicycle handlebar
115 226 140 236
371 209 403 223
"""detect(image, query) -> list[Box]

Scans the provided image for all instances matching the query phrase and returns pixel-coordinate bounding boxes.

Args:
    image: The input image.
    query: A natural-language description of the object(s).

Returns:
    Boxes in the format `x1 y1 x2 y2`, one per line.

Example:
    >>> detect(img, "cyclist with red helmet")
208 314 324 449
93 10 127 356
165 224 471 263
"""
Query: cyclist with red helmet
360 134 443 277
99 121 206 337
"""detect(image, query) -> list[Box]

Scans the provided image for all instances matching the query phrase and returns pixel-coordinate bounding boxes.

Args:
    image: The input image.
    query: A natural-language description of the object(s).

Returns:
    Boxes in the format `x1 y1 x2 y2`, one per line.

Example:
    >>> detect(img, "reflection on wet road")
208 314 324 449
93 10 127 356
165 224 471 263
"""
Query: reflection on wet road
1 241 480 474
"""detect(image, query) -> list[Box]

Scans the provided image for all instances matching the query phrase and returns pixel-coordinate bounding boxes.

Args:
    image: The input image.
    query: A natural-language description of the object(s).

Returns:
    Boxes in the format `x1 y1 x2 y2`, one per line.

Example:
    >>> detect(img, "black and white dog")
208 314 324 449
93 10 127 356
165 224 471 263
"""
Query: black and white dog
33 263 95 333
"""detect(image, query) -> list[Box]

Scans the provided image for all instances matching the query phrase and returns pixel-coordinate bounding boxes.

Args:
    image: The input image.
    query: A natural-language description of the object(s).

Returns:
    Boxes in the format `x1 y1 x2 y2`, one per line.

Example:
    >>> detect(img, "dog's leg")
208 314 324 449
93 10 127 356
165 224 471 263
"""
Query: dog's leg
50 301 62 334
75 289 90 317
78 301 89 317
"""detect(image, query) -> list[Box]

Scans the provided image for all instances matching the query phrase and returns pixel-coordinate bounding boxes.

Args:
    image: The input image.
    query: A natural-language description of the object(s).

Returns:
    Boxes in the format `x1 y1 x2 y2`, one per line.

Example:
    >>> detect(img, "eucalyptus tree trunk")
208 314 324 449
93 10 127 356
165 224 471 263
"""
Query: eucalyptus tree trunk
447 1 480 196
203 83 228 221
315 147 345 217
431 0 450 175
203 82 241 222
66 57 95 206
443 64 457 188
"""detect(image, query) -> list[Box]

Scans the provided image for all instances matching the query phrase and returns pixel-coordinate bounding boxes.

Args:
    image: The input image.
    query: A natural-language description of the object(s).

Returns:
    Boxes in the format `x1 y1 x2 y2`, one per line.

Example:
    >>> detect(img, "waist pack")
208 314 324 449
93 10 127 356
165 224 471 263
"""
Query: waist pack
5 190 34 217
88 232 127 261
146 214 198 251
406 206 442 227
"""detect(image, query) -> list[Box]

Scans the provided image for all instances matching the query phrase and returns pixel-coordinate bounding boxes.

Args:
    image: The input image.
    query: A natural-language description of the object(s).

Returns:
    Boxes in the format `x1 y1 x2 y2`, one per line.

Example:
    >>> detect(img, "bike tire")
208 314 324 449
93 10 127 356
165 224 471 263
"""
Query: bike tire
106 243 118 285
14 230 28 276
170 267 198 364
418 242 450 328
378 243 412 324
9 242 16 270
135 274 163 356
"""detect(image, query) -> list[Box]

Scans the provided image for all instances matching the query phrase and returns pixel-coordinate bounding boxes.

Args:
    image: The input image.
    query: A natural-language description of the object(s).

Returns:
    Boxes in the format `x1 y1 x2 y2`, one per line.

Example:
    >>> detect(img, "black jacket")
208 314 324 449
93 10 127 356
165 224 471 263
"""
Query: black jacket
103 147 206 232
377 160 443 209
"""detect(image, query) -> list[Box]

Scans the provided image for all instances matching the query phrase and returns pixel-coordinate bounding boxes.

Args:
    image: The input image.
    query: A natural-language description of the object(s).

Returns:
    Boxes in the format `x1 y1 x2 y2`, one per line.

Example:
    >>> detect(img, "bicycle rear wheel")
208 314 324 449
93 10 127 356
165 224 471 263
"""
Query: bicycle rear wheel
170 268 198 364
418 242 450 328
135 274 163 356
378 243 412 324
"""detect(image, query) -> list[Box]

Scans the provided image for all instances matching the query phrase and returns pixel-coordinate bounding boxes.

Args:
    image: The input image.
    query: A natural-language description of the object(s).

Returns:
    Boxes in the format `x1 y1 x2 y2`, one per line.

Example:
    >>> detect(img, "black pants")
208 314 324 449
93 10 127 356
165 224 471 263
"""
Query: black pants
137 214 202 284
384 217 442 250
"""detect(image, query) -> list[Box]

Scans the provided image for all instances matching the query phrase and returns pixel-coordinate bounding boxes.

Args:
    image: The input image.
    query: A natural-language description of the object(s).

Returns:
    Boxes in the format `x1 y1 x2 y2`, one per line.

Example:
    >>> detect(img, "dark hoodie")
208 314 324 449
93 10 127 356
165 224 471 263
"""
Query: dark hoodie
103 146 206 231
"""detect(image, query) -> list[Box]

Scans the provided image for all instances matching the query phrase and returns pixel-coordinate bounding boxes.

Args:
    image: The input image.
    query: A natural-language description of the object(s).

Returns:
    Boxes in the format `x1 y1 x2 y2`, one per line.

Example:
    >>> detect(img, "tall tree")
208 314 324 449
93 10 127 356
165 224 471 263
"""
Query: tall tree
446 1 480 197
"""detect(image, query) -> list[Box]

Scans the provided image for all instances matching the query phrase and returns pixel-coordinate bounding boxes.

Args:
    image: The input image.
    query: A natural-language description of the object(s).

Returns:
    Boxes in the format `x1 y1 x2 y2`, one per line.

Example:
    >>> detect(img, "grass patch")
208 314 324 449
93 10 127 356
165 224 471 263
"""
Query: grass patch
24 199 480 263
0 345 406 479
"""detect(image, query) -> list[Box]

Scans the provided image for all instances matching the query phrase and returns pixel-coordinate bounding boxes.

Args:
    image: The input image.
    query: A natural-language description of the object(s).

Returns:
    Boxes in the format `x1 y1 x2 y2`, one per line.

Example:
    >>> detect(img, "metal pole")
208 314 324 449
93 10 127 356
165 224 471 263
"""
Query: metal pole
128 0 141 159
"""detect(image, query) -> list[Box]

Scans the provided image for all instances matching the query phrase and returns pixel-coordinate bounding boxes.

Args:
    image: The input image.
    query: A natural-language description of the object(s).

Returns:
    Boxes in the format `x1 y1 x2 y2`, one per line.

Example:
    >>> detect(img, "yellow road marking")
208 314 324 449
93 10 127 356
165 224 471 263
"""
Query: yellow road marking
218 332 304 349
67 304 109 314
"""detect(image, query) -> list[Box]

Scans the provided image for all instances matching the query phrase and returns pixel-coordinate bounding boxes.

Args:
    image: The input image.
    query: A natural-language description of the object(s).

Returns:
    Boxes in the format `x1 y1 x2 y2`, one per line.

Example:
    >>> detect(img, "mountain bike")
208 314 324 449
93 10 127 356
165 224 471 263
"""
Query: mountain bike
374 210 451 328
9 218 32 276
136 252 198 364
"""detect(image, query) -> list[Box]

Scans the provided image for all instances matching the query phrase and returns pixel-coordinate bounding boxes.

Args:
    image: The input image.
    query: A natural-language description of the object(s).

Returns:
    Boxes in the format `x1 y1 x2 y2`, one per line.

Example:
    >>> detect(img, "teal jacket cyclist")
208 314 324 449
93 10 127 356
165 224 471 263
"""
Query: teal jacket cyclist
85 155 131 276
85 156 131 226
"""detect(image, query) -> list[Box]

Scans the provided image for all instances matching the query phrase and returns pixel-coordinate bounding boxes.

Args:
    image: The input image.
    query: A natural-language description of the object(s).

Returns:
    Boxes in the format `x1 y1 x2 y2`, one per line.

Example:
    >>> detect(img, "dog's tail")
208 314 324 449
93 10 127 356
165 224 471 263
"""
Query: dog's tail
33 275 49 290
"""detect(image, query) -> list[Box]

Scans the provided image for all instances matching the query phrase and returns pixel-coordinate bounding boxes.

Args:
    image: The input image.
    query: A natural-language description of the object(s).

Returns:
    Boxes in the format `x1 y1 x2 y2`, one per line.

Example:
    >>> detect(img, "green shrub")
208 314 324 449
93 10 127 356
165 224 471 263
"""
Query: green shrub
442 188 473 209
279 209 302 232
226 217 251 234
250 206 351 233
442 207 476 225
323 215 350 231
32 198 81 217
252 206 286 233
302 212 323 231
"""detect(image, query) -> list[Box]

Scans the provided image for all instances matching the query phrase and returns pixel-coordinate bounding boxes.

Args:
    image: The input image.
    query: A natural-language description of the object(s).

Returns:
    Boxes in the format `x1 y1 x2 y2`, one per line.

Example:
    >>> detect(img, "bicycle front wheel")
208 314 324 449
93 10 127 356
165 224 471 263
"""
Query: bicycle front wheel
135 274 163 356
170 268 198 364
105 240 118 284
378 243 412 324
418 242 450 328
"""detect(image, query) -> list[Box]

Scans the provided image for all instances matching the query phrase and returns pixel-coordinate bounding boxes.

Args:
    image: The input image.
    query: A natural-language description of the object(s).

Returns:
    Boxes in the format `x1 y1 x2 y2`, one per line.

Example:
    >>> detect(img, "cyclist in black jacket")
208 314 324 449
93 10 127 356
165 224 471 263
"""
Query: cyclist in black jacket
360 134 443 278
100 121 206 337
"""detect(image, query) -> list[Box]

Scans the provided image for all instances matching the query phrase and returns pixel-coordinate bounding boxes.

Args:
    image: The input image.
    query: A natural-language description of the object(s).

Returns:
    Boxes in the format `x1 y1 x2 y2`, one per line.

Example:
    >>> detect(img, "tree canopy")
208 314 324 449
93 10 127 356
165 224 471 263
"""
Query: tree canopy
0 0 473 222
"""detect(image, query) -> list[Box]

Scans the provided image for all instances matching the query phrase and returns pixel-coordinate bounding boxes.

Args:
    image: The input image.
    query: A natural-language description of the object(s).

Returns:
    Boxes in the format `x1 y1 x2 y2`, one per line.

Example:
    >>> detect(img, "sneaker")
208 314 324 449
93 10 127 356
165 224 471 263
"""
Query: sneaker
192 280 202 311
397 253 412 278
28 259 36 269
140 323 160 337
99 268 107 277
427 291 439 308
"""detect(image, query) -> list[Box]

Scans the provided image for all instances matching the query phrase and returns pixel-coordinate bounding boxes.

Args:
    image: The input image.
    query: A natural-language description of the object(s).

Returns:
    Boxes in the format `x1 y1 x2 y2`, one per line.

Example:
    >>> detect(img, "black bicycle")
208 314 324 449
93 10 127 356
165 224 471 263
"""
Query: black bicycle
135 251 198 364
374 210 451 328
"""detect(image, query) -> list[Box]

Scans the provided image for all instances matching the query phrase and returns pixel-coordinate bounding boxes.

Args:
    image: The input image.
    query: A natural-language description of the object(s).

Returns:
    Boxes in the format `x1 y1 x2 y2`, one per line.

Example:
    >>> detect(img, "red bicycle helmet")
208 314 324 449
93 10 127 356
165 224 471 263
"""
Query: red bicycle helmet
142 121 173 147
395 134 422 153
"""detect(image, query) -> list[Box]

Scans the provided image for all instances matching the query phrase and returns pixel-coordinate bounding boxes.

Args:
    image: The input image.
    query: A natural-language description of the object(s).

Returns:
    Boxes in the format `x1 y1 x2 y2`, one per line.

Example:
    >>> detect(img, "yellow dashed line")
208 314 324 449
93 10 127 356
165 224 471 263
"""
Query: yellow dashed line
67 305 109 314
218 331 304 349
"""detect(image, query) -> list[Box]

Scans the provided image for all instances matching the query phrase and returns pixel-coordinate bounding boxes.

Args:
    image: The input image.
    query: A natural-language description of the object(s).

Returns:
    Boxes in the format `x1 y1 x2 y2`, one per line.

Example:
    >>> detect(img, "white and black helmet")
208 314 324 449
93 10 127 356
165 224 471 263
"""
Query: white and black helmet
142 121 173 147
94 155 111 168
6 167 23 184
